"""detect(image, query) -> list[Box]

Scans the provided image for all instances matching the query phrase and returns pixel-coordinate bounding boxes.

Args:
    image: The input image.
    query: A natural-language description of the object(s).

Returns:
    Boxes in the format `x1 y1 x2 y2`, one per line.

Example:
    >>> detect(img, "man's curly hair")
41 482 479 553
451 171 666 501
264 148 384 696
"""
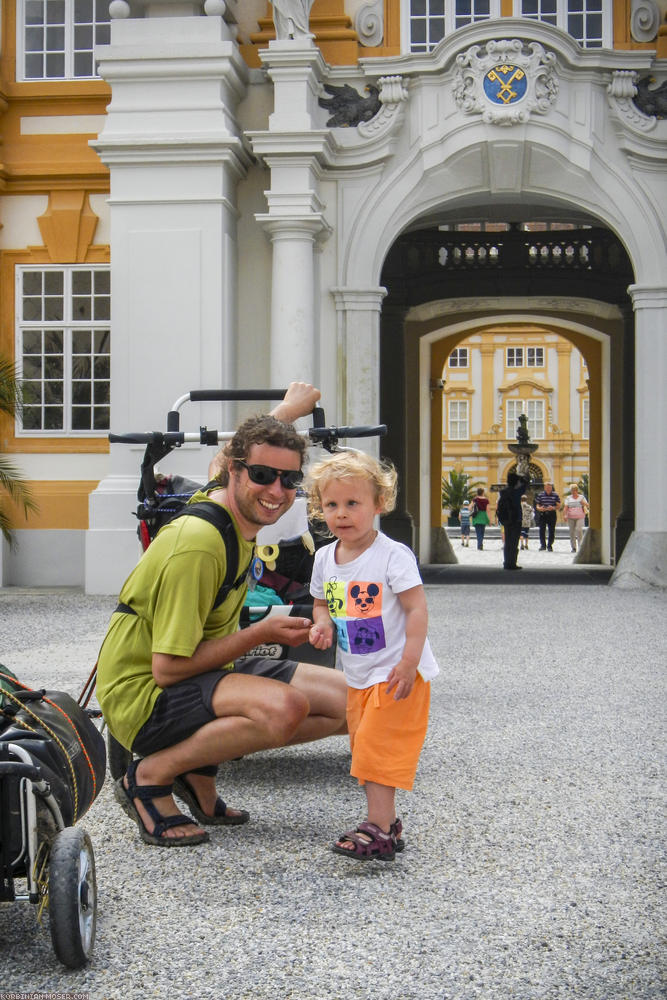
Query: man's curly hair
213 414 306 487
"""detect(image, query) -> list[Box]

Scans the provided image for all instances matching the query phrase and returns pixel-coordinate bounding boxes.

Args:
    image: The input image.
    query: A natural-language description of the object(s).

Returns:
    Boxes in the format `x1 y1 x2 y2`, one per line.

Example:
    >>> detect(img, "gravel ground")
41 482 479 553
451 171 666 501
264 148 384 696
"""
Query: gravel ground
0 582 665 1000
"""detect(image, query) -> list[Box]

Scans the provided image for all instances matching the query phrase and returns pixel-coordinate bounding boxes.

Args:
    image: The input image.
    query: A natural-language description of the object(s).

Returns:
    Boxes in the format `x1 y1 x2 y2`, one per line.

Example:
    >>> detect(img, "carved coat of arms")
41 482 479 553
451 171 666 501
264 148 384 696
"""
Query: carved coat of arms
454 39 559 125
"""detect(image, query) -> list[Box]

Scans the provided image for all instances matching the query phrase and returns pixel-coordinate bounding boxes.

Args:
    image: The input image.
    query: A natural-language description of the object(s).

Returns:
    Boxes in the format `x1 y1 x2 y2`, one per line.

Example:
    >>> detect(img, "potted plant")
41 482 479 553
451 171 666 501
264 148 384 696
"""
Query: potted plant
441 469 483 526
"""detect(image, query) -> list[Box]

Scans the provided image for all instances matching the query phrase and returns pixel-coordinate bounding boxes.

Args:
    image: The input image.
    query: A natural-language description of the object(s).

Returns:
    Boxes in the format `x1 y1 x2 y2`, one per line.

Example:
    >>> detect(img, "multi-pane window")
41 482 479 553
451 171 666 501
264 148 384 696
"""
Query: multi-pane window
16 267 111 434
408 0 608 51
448 399 469 439
507 399 545 440
515 0 606 47
19 0 110 80
449 348 469 368
582 398 589 440
408 0 498 52
527 347 544 367
454 0 492 31
507 347 524 367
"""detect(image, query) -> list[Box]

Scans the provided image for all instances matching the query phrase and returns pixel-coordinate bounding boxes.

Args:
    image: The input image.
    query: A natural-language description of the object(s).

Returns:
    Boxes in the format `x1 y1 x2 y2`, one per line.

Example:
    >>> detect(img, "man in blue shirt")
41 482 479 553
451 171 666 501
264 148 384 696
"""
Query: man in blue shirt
535 482 562 551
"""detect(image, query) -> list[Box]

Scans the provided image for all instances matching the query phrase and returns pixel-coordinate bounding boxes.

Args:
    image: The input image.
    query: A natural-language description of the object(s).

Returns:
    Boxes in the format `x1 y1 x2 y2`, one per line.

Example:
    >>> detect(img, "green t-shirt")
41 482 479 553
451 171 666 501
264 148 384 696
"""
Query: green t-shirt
96 492 254 750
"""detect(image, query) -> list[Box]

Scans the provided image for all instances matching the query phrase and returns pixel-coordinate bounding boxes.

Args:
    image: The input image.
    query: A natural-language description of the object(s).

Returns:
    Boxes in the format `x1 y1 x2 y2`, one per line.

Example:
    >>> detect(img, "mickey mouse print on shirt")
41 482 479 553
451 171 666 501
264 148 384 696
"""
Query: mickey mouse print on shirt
325 578 387 655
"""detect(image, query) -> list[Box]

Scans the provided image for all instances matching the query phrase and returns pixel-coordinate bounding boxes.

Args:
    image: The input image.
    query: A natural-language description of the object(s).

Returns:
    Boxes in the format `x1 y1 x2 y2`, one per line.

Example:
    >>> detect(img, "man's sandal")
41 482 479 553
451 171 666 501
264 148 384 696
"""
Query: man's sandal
333 821 396 861
173 774 250 826
114 759 209 847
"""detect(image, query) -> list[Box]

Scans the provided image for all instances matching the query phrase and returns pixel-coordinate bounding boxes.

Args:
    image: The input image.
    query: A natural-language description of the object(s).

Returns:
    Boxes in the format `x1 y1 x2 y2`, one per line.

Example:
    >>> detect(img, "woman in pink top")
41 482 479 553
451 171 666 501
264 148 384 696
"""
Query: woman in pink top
563 483 589 552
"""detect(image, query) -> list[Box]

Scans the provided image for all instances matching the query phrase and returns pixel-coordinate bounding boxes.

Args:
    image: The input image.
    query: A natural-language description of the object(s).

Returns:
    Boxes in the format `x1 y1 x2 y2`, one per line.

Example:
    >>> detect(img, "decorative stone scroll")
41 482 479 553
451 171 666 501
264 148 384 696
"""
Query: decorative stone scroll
607 70 658 133
630 0 661 43
358 75 408 137
453 39 558 126
355 1 384 48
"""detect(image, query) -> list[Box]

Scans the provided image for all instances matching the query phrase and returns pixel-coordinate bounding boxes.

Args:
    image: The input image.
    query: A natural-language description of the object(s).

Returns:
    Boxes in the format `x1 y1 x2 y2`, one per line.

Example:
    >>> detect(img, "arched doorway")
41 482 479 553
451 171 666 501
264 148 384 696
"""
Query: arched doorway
378 222 635 566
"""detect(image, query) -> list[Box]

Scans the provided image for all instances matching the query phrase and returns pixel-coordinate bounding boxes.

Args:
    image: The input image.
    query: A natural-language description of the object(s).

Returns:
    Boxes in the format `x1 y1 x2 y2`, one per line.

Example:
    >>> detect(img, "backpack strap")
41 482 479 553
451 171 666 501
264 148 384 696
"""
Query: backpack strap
172 501 252 610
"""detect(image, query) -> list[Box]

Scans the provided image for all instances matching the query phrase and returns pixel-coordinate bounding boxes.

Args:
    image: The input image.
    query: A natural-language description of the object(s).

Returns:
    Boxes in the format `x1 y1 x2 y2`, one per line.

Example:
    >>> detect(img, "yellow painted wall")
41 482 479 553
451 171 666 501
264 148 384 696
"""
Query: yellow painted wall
3 481 98 530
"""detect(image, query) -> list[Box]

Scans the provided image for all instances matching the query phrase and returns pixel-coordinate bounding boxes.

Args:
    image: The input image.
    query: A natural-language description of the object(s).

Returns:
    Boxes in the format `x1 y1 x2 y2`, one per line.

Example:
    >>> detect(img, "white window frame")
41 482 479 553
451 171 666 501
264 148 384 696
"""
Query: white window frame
404 1 501 53
449 347 469 368
507 347 524 368
17 0 110 82
512 0 610 48
507 398 545 440
525 398 545 439
527 347 544 367
448 399 469 440
403 0 610 52
15 264 111 436
582 397 589 440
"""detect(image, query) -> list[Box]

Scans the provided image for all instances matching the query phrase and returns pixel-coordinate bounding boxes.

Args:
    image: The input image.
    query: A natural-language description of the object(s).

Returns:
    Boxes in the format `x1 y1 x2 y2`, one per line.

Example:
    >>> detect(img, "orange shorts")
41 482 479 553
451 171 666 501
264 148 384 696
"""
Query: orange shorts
346 674 431 792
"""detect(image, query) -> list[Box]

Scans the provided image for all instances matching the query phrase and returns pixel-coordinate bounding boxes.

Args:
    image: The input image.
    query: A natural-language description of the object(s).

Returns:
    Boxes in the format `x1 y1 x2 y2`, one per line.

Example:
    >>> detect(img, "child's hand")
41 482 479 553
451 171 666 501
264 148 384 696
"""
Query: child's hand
385 661 418 701
309 622 333 650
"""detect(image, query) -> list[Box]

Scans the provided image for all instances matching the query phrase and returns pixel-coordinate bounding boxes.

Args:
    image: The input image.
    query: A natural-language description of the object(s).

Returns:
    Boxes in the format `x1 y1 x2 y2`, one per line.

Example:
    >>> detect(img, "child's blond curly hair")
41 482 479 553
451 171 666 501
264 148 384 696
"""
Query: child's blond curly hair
306 450 397 522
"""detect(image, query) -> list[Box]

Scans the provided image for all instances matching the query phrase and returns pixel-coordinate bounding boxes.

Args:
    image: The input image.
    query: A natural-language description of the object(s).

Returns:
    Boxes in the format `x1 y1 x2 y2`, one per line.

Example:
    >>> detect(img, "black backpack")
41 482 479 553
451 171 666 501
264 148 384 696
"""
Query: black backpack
171 502 252 611
117 500 252 617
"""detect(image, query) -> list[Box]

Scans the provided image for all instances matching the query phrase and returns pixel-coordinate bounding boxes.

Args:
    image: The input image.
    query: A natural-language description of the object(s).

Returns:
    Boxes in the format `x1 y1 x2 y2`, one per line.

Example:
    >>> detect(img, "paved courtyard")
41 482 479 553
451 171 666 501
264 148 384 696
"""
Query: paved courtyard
0 578 664 1000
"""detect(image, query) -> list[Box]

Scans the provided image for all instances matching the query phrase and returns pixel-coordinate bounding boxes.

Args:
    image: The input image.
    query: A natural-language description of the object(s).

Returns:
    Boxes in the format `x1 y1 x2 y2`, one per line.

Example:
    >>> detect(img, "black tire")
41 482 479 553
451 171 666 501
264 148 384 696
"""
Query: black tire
107 730 132 781
48 826 97 969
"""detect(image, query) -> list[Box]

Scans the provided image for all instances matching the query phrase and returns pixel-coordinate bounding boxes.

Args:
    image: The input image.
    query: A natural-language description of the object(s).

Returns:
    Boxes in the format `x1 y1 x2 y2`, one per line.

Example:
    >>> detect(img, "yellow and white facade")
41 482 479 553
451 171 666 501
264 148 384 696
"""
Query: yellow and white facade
1 1 665 590
441 326 591 497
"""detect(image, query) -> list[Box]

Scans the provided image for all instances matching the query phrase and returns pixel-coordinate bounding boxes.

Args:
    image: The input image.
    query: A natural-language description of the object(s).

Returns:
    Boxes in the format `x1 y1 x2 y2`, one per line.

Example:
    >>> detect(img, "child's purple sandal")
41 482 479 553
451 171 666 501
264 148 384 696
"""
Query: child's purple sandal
390 817 405 853
332 821 396 861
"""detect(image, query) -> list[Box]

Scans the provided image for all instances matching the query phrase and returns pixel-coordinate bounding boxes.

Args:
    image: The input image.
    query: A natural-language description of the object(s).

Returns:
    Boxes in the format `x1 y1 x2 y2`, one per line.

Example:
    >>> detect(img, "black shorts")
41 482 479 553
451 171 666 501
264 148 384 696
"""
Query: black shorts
132 656 298 757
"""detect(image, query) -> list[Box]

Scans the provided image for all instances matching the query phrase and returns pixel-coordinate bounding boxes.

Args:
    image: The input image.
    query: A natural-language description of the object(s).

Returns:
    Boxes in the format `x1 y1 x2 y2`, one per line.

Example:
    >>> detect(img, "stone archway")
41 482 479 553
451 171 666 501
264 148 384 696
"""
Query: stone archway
378 275 632 566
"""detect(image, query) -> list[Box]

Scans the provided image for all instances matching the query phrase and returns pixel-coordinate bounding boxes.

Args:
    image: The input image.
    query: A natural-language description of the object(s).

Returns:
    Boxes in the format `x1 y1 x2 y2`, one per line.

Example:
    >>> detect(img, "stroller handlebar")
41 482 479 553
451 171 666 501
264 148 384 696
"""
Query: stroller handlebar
308 424 387 441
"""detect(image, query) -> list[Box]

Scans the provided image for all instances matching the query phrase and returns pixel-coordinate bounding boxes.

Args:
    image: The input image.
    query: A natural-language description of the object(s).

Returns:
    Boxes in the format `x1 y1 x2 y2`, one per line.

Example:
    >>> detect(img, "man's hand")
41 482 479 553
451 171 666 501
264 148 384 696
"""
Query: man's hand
255 614 313 648
271 382 320 424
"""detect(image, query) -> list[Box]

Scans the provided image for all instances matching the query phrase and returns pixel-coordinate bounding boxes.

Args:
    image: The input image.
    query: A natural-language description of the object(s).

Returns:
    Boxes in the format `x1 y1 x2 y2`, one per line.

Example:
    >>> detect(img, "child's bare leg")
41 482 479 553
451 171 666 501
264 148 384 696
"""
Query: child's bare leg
364 780 397 832
335 780 398 852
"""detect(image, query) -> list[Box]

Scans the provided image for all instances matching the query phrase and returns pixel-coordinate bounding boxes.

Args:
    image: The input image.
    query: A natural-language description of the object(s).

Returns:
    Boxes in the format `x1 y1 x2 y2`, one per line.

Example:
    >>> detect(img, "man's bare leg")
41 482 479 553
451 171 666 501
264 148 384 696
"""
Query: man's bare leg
287 662 348 743
124 673 309 840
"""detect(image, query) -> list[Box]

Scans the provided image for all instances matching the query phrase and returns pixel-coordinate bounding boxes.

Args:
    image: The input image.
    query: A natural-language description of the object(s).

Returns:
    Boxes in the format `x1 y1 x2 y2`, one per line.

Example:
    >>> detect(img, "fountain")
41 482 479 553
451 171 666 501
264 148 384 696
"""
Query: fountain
508 413 539 484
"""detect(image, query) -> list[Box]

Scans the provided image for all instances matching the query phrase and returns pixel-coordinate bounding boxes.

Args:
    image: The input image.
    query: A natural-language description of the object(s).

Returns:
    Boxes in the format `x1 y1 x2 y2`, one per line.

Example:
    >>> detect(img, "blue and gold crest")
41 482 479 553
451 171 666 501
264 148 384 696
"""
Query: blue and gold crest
483 65 528 106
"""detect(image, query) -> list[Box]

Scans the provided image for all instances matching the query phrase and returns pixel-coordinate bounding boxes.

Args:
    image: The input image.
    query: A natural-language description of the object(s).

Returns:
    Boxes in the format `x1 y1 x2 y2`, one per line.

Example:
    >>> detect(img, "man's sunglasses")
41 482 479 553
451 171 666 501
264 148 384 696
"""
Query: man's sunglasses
235 460 303 490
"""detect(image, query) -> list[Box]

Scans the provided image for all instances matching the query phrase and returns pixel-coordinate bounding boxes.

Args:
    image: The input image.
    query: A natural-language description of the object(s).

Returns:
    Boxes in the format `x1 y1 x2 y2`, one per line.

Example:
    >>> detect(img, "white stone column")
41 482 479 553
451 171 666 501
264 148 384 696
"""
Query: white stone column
251 40 331 390
260 217 324 385
612 284 667 588
331 287 387 432
85 12 250 593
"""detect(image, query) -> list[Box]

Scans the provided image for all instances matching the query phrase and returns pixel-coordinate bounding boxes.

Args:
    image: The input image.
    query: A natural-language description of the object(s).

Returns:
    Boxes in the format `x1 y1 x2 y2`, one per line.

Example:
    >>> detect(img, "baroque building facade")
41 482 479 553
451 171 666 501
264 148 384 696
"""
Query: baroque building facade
0 0 665 590
441 324 590 507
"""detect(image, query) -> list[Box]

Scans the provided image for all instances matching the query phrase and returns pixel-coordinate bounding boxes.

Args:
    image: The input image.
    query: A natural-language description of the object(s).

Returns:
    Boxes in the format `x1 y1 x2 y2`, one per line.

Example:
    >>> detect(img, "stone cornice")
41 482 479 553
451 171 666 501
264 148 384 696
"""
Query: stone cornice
359 17 656 80
89 136 253 177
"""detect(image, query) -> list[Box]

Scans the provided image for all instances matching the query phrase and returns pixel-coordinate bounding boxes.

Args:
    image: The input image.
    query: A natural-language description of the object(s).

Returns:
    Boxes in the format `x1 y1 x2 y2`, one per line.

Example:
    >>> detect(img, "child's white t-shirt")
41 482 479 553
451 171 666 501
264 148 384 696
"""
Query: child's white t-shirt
310 531 439 690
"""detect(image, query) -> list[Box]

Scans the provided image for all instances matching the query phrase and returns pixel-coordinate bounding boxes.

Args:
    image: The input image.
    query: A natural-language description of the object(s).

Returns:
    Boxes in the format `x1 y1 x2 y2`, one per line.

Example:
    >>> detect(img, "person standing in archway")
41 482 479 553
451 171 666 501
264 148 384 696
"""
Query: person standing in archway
535 482 562 551
471 488 491 550
563 482 589 553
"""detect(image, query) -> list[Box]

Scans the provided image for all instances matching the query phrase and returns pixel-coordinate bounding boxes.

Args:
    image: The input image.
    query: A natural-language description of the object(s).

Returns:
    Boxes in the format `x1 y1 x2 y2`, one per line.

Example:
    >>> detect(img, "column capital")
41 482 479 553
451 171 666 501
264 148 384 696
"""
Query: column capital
331 286 387 311
628 284 667 309
256 213 332 244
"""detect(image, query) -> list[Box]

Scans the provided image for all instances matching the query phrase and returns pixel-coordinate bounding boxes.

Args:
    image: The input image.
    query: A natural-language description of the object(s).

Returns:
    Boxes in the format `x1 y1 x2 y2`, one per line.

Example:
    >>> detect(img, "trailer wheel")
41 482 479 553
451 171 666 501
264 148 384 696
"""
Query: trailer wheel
107 730 132 781
48 827 97 968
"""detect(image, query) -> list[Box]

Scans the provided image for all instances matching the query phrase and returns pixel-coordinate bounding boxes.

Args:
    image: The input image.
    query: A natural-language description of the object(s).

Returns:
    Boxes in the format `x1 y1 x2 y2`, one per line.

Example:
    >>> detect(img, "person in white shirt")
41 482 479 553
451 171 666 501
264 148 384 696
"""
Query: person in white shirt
562 483 589 552
307 450 438 861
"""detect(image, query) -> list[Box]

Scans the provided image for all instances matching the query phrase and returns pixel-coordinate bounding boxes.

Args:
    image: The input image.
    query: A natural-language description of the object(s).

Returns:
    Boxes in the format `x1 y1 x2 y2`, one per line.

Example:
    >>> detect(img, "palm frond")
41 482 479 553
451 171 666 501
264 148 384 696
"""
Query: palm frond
0 355 38 544
0 356 23 419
